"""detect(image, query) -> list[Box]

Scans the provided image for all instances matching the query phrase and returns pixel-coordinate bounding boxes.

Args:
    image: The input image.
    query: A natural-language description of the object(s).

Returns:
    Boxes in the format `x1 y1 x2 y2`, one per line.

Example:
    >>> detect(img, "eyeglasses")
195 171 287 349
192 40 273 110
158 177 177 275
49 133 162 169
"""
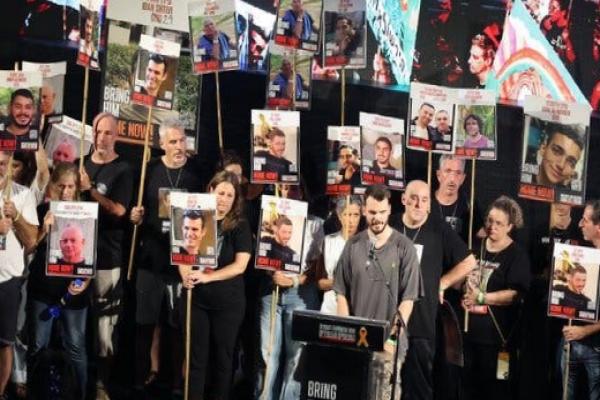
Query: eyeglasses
485 218 508 228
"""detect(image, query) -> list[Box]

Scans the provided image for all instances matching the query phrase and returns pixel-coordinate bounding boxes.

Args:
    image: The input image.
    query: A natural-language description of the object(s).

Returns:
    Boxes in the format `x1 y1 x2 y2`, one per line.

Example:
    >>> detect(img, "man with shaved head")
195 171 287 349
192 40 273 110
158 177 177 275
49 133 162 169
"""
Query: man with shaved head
390 180 476 400
52 140 76 165
58 224 86 265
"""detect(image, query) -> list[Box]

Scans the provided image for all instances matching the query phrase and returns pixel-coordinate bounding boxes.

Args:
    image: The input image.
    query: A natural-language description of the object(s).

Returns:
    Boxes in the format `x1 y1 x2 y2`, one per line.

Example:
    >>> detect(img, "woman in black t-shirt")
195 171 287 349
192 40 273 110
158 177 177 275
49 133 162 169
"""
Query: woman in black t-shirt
461 195 531 400
178 171 252 400
27 163 91 400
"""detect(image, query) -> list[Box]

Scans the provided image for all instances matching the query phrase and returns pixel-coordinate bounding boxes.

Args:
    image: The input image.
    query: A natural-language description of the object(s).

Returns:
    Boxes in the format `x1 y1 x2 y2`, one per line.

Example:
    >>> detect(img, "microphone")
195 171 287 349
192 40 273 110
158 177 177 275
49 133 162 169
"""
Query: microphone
368 237 377 261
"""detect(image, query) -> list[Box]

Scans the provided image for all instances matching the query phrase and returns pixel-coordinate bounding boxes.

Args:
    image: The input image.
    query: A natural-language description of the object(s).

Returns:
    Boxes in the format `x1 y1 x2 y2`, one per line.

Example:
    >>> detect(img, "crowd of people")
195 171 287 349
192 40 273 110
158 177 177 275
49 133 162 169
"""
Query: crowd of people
0 110 599 400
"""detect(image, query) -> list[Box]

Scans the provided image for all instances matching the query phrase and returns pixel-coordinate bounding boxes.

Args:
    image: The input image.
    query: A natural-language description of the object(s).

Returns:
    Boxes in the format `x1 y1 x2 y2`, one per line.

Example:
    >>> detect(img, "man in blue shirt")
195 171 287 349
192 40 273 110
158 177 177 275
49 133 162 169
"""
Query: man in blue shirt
281 0 318 41
197 19 234 62
270 59 307 101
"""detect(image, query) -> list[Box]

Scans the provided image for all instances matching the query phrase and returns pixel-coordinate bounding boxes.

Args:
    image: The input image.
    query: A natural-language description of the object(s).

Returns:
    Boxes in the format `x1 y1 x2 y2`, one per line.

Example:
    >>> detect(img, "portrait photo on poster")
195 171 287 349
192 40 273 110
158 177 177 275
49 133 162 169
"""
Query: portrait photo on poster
77 0 104 70
22 61 67 124
188 0 239 74
325 126 362 196
274 0 322 52
103 21 199 151
255 195 307 274
322 0 367 69
359 112 405 190
519 116 588 205
251 110 300 184
548 243 600 322
266 44 312 110
0 71 42 152
44 116 93 168
407 83 456 154
131 34 181 110
46 201 99 278
236 0 277 72
453 104 497 160
169 192 217 268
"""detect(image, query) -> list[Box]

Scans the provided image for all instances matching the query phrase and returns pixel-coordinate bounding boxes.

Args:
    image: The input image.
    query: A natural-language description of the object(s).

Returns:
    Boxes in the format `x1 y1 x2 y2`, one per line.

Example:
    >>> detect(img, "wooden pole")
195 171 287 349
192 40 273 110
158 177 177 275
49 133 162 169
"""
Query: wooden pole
291 50 297 111
464 158 476 333
562 319 573 400
215 71 224 156
261 183 282 399
184 288 193 400
261 285 280 400
79 66 90 172
468 158 476 250
427 151 433 186
126 105 154 281
340 67 346 126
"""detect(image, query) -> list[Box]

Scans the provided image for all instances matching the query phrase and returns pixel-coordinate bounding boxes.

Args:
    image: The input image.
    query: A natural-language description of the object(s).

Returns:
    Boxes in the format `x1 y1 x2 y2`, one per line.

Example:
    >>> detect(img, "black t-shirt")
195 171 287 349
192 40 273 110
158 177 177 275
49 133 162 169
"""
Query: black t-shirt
466 241 531 347
83 156 133 269
554 284 591 310
262 236 297 265
28 203 90 309
254 150 292 176
390 214 470 340
137 158 205 278
337 166 362 186
430 193 482 246
193 219 253 309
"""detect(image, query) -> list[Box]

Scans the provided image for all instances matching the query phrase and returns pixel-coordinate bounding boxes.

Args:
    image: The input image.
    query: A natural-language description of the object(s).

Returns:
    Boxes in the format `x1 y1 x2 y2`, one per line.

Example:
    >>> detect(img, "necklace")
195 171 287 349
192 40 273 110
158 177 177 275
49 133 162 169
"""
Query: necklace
164 163 183 189
403 224 422 242
438 200 458 219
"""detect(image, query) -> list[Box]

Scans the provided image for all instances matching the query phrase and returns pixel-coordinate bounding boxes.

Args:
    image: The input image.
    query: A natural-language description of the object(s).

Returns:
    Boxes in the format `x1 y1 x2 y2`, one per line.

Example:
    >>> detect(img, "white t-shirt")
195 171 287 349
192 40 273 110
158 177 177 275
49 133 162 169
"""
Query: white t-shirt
413 124 429 140
0 182 39 283
320 231 347 314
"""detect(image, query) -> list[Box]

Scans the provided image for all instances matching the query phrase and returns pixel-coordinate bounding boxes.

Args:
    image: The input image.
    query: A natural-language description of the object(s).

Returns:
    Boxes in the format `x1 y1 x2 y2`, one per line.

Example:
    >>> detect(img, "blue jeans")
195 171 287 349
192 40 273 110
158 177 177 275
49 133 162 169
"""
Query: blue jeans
27 299 88 398
561 339 600 400
256 282 318 400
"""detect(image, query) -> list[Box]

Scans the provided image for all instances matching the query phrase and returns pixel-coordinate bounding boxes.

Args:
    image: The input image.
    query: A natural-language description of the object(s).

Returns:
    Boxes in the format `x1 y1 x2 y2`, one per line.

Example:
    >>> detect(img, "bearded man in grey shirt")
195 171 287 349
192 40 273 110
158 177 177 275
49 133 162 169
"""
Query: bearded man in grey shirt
334 184 422 400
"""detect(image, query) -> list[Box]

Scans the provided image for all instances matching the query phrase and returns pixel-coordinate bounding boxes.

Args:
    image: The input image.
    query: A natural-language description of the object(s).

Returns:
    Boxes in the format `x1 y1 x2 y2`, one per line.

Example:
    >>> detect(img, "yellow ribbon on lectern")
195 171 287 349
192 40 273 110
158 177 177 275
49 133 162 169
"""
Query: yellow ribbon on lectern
357 327 369 348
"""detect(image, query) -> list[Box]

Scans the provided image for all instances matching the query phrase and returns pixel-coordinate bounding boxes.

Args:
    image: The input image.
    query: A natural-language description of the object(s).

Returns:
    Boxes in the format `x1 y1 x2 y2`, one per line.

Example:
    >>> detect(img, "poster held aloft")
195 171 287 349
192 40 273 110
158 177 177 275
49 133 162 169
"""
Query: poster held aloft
251 110 300 185
45 116 93 168
274 0 323 52
518 95 590 205
255 195 308 275
453 88 497 161
169 192 218 268
188 0 239 74
236 1 278 73
359 112 405 190
130 34 181 110
46 201 99 279
322 0 367 69
548 243 600 323
107 0 190 32
76 0 105 70
407 82 456 154
325 126 363 196
22 61 67 124
0 70 42 152
266 44 312 110
102 21 199 151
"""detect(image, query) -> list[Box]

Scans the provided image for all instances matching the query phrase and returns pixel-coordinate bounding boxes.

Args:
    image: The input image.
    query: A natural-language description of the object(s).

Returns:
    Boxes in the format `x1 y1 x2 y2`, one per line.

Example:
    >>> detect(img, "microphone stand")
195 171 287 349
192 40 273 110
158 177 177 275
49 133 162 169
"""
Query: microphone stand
390 309 406 399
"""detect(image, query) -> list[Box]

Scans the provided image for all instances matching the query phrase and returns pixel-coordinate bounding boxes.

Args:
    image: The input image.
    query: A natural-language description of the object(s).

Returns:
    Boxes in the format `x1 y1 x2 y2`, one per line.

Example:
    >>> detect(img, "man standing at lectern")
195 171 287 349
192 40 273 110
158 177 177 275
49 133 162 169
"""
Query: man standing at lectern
334 184 422 399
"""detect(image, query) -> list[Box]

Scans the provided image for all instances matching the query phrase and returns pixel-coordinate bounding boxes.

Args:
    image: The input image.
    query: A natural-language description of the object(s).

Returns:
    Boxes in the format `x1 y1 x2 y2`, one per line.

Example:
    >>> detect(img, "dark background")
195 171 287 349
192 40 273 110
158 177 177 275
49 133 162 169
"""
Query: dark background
2 3 600 399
